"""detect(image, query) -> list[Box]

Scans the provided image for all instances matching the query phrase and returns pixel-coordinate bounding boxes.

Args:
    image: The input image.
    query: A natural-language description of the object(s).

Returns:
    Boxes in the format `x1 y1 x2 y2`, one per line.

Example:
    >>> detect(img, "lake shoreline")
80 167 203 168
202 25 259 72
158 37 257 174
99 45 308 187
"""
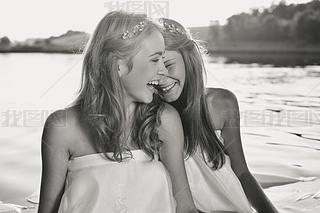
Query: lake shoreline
1 33 320 55
2 47 320 54
2 48 319 67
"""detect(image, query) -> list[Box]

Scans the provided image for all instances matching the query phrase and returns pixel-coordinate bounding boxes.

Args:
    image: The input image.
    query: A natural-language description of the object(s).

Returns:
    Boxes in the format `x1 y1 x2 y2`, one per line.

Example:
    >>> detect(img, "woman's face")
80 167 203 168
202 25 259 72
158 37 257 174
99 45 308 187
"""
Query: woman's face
157 50 186 102
120 30 166 104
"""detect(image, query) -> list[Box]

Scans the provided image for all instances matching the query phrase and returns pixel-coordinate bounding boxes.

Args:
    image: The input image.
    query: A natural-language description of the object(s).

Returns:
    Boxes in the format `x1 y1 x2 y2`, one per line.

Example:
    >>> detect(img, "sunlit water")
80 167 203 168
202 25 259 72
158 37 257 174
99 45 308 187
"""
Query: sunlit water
0 53 319 200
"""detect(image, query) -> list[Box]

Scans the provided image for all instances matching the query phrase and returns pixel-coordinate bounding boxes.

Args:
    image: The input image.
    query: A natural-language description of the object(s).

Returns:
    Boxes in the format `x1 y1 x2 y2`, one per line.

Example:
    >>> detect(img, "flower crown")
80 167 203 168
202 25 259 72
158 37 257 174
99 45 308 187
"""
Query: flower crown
121 21 149 40
160 19 185 35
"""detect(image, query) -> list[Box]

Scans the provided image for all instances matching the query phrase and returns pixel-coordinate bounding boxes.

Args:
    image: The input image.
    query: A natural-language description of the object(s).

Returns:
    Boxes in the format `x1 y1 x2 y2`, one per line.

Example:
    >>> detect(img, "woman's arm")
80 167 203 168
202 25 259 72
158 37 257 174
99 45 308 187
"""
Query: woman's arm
158 103 199 213
207 88 278 213
38 110 73 213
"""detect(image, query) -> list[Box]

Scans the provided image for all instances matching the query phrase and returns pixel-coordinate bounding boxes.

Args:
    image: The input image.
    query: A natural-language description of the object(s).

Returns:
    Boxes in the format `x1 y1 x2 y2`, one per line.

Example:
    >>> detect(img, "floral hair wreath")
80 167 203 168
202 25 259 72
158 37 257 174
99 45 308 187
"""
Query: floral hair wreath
121 21 149 40
121 19 186 40
159 19 185 35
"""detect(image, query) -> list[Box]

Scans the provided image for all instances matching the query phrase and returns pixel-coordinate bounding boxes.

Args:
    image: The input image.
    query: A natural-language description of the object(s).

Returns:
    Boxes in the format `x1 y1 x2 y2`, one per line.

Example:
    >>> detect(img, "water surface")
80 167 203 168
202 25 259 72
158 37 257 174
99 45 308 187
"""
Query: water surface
1 53 319 200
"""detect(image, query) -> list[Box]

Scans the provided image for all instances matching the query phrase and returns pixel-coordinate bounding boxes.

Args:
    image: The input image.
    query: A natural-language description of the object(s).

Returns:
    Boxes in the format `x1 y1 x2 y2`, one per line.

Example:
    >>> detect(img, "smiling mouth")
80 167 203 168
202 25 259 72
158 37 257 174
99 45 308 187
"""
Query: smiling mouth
147 80 159 90
158 82 177 92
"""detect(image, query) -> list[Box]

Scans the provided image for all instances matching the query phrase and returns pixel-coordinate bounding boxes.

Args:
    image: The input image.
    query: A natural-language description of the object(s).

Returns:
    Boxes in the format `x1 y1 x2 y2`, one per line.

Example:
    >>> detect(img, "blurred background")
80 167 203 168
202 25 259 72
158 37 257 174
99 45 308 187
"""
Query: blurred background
0 0 319 205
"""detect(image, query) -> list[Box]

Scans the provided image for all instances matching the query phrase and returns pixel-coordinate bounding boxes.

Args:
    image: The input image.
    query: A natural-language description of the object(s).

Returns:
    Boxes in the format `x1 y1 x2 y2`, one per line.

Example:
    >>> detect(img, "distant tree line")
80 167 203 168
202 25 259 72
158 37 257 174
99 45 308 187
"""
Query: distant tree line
222 0 320 42
0 36 11 46
1 0 320 52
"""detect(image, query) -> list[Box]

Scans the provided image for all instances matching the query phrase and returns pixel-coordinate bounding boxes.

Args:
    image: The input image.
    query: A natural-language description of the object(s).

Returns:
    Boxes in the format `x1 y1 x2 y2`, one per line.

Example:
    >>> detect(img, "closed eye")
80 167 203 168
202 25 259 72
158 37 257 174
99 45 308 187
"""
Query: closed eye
165 61 175 68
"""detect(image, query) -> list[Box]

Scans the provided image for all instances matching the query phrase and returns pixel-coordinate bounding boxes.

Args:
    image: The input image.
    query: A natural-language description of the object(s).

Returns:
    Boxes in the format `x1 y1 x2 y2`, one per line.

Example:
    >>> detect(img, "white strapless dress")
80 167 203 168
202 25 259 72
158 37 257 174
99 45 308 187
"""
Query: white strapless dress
185 130 256 213
57 150 176 213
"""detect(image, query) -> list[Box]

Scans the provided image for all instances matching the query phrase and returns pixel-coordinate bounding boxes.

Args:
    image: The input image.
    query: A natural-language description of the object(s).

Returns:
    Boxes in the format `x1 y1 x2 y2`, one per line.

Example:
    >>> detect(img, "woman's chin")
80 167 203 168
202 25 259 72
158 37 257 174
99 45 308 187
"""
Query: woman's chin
143 96 154 104
163 92 179 103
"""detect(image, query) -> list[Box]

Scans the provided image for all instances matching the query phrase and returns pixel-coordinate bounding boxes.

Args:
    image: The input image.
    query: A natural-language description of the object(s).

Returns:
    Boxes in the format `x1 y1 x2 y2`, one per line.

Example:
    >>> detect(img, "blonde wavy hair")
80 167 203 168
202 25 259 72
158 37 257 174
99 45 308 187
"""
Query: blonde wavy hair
72 11 165 161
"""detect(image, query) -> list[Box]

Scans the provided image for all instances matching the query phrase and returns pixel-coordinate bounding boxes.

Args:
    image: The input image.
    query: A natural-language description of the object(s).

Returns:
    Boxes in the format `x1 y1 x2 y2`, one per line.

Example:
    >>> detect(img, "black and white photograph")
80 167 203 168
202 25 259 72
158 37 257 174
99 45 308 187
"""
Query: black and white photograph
1 0 320 212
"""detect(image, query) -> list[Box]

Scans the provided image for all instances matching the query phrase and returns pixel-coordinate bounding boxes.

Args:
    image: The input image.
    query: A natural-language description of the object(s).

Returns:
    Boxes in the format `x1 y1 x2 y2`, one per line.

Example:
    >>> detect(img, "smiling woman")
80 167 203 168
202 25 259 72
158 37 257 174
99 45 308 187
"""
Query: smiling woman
158 17 279 213
37 11 198 213
119 30 166 104
158 51 186 102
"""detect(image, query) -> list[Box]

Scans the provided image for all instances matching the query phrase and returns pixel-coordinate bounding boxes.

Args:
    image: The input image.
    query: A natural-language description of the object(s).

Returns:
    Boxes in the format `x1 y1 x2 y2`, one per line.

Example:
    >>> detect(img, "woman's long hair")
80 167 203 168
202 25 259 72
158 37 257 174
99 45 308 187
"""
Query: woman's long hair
72 11 164 161
160 18 226 169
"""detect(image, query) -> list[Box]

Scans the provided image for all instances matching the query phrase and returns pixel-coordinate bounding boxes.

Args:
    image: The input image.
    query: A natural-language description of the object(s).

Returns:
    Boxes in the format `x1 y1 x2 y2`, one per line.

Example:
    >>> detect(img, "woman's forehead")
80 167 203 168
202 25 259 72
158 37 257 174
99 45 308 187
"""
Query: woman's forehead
138 31 165 56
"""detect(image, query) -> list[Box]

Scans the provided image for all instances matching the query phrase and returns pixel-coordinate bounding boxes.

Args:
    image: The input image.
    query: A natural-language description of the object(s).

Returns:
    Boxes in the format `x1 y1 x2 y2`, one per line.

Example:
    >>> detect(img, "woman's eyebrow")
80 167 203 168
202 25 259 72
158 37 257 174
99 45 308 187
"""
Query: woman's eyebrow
148 51 165 57
164 58 175 63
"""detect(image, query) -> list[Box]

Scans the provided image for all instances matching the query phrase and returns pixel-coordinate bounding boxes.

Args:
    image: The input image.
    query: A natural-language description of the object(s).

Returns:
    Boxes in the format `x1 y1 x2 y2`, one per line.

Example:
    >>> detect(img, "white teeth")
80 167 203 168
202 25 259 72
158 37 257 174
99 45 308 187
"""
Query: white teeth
162 82 176 92
147 80 159 86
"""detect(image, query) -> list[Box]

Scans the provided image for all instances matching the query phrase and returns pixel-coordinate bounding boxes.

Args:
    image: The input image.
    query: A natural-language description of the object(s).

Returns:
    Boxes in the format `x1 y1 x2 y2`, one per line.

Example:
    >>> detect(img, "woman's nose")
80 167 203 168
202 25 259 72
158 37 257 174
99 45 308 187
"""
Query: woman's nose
157 61 168 76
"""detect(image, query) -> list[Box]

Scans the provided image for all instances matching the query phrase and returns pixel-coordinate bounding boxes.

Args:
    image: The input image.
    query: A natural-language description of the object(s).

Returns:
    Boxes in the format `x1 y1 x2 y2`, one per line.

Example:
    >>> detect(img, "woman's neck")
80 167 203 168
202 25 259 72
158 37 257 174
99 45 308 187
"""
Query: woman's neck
125 102 137 122
121 102 137 150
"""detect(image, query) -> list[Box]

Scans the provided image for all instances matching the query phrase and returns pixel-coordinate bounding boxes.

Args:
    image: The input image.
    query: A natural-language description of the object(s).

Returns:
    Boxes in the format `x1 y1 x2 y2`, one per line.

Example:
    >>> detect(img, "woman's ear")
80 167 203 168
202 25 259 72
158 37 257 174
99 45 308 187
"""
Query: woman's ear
117 59 129 77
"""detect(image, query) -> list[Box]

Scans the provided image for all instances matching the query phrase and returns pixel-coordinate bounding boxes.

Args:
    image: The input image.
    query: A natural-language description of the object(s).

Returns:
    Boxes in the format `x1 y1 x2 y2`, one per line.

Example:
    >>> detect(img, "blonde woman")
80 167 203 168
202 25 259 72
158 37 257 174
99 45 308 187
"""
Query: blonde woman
38 12 198 213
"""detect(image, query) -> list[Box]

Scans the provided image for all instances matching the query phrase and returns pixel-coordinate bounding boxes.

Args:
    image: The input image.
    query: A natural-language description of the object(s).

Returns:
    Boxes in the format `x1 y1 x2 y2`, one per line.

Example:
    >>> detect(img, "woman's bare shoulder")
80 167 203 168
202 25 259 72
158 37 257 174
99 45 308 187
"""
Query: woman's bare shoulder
206 88 239 110
206 88 239 128
42 107 84 153
159 103 183 142
161 103 180 119
44 107 83 133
